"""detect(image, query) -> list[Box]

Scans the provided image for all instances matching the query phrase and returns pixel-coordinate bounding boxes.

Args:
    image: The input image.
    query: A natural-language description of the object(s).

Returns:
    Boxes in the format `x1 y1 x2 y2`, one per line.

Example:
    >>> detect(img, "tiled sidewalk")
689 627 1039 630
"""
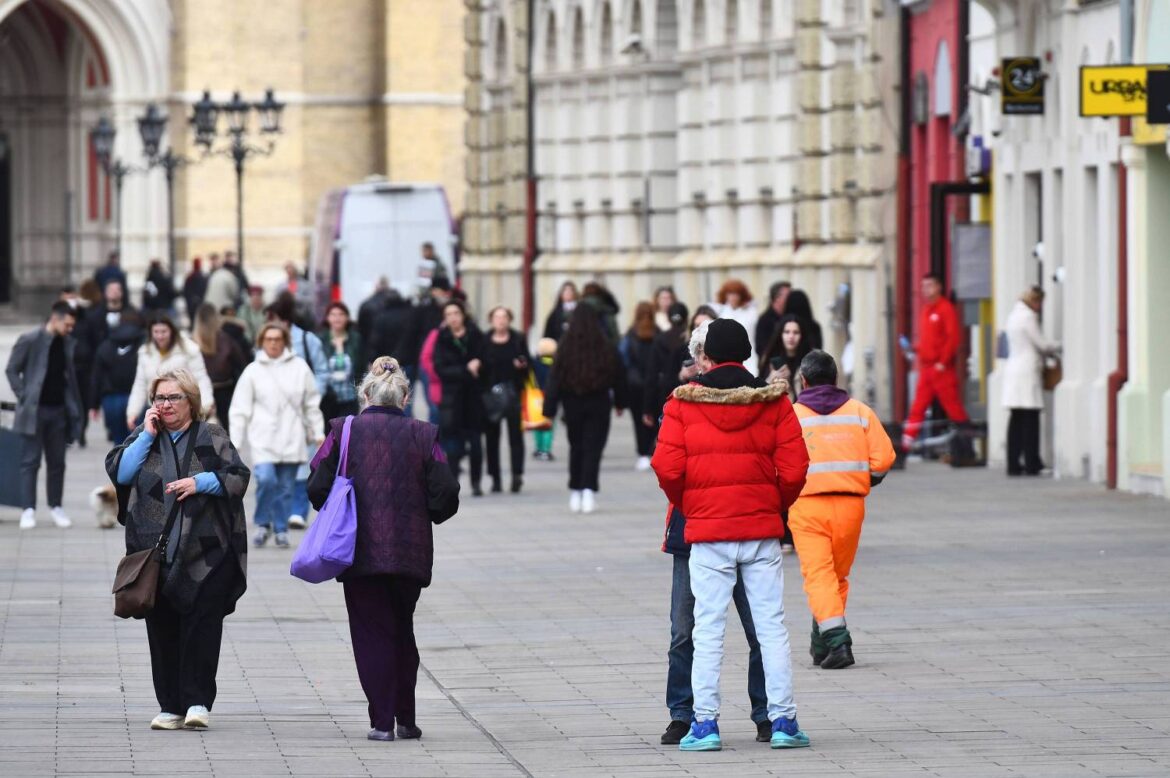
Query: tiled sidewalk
0 420 1167 777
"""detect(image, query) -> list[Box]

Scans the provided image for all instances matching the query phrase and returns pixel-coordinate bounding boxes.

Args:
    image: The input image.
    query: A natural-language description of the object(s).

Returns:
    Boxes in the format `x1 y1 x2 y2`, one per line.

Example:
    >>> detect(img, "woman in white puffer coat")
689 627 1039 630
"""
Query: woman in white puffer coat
126 315 215 429
1002 286 1060 476
229 322 324 548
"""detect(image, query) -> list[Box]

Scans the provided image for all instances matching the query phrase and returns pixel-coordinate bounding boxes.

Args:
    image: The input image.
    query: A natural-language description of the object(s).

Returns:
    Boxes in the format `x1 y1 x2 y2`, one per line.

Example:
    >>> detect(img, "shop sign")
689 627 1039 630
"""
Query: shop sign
1147 69 1170 124
1080 64 1170 117
1001 57 1044 115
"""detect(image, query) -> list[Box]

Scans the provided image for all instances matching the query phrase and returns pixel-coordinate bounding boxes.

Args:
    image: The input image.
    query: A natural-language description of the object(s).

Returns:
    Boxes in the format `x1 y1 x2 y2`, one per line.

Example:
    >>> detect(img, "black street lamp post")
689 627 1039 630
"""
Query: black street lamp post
191 88 284 267
88 116 140 262
136 103 189 279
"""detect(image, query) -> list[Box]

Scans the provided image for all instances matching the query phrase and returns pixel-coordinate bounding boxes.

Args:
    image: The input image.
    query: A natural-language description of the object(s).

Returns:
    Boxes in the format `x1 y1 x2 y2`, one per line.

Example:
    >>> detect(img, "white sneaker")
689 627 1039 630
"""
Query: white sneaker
184 705 209 729
150 712 184 730
288 514 306 529
569 490 583 513
635 456 652 472
50 507 72 528
581 489 596 514
19 509 36 529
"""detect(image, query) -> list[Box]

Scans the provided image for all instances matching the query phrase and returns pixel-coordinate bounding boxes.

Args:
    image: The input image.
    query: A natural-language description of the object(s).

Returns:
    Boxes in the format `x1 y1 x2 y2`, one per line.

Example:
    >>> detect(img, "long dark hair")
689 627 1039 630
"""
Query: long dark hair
553 305 617 393
783 289 815 322
759 314 811 376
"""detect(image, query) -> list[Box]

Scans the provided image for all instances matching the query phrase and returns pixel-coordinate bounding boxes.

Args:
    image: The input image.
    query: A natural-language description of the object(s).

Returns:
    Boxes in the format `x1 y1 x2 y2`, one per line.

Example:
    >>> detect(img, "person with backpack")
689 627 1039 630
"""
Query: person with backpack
90 310 145 445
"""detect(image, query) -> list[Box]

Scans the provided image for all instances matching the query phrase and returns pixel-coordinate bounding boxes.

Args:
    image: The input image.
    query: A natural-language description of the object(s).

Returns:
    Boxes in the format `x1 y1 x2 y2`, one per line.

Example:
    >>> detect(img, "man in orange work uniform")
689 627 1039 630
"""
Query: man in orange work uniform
902 273 968 448
787 350 895 669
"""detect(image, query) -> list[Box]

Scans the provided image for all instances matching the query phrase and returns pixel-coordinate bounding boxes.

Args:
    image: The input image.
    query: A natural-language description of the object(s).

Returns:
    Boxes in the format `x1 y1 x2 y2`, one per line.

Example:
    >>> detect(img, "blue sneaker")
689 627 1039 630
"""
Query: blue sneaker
679 719 722 751
770 717 810 749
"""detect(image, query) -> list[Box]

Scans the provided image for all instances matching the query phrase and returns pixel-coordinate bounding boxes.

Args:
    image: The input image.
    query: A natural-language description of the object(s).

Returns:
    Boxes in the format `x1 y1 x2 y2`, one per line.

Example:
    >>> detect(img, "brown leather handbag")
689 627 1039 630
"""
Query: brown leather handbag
1042 357 1063 392
112 424 198 619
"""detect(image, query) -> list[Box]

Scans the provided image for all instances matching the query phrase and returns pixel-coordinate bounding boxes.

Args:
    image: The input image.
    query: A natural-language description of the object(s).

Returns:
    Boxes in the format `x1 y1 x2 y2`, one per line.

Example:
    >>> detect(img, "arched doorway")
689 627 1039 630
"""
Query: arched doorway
0 0 167 305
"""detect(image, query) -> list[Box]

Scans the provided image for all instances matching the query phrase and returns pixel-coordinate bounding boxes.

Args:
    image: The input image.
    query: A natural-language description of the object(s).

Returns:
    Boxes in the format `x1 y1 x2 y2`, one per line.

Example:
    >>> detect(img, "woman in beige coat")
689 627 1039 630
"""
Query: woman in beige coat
126 315 215 429
1002 286 1059 475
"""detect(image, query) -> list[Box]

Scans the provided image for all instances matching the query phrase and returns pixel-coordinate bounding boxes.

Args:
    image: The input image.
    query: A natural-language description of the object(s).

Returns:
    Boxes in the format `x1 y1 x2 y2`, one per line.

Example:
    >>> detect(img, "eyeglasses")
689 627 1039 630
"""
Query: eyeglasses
152 394 187 406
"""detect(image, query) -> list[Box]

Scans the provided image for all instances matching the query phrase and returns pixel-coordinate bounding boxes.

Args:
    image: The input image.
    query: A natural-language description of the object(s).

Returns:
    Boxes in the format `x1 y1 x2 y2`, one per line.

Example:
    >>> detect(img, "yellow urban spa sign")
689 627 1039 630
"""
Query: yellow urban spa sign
1080 65 1170 117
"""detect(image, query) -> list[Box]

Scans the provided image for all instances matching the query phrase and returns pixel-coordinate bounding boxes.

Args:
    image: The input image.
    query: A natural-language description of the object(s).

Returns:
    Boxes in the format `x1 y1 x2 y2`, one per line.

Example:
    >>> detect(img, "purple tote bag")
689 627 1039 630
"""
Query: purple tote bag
290 416 357 583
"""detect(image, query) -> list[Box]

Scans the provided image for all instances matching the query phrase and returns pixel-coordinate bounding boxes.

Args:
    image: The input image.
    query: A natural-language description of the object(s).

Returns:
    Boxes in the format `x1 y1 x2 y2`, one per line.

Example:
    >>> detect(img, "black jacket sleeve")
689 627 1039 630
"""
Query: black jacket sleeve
307 425 341 511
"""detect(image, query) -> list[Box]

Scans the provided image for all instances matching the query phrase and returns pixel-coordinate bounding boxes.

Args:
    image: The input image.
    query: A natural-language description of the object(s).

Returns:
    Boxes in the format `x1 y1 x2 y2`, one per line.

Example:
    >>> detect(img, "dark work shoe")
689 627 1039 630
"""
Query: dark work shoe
472 484 484 497
367 728 394 741
396 724 422 739
820 644 856 669
810 619 828 666
491 478 502 493
511 476 523 493
661 719 690 745
756 720 772 742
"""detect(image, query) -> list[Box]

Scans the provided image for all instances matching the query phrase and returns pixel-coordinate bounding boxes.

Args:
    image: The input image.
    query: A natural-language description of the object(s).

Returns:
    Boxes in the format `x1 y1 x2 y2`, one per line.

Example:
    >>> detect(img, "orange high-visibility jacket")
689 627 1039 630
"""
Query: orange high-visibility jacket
793 398 896 497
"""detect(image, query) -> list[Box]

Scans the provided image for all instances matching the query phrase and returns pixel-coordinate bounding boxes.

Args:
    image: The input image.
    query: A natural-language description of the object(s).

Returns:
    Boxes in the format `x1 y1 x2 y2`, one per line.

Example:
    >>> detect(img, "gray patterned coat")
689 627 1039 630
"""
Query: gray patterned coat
105 421 251 614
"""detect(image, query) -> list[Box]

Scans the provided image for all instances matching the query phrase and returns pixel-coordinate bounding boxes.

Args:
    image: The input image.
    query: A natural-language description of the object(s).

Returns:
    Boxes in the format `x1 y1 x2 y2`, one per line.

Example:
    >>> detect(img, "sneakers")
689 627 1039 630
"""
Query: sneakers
274 532 290 548
50 507 72 528
288 514 306 529
770 716 810 748
396 724 422 739
679 719 721 751
19 509 36 530
184 705 209 729
581 489 596 514
150 712 184 730
252 526 271 547
661 720 690 745
367 728 394 741
635 456 652 471
569 490 583 513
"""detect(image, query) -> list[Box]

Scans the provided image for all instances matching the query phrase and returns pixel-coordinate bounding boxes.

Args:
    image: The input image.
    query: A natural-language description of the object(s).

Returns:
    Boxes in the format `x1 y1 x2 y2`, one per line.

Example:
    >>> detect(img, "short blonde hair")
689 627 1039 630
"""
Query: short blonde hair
256 321 290 349
359 356 411 410
149 368 205 421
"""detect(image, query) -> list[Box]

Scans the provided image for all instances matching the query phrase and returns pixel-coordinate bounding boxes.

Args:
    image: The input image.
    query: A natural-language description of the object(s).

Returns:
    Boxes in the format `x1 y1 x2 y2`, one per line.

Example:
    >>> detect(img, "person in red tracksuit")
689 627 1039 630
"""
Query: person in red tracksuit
902 274 968 446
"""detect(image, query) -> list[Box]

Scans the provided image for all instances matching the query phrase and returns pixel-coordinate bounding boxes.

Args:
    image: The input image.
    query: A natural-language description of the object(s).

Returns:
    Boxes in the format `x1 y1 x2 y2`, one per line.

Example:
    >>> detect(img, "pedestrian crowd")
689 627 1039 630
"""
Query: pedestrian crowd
5 250 1056 753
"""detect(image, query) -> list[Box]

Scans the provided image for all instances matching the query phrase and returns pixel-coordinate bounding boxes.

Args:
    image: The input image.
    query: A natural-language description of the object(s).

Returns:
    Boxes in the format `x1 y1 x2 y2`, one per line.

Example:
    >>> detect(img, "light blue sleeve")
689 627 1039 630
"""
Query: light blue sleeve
307 331 329 394
193 472 225 496
116 430 156 485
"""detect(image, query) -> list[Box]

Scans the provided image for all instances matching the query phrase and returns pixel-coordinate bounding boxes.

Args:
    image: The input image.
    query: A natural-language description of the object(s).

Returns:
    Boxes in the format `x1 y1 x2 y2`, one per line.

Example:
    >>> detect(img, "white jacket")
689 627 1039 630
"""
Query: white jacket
228 349 324 464
717 302 760 376
1002 300 1058 409
126 335 216 423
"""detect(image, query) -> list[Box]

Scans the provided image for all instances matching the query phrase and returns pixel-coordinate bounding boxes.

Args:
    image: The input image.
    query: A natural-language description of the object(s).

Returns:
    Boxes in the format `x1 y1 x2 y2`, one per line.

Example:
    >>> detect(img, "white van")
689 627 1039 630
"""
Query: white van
309 180 457 314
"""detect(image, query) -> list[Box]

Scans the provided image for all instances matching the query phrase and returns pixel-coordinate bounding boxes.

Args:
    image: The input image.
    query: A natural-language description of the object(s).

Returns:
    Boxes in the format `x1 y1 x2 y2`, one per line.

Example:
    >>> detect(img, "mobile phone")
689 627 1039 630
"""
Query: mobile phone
769 357 784 371
682 358 695 368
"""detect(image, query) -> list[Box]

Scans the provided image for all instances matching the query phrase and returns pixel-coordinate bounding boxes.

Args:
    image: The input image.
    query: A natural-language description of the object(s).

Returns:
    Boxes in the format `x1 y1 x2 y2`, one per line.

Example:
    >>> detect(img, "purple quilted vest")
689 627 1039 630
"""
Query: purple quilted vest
331 407 439 585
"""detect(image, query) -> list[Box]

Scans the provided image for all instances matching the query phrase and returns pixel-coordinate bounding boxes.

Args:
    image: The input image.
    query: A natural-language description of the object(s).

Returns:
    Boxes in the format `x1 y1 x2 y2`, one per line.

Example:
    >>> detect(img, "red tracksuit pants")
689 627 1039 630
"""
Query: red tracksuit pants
903 366 968 440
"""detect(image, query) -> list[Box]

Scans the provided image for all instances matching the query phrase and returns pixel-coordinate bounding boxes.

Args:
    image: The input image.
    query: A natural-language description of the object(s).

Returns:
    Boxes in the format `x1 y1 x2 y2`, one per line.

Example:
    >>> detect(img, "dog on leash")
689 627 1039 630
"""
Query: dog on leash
90 485 118 529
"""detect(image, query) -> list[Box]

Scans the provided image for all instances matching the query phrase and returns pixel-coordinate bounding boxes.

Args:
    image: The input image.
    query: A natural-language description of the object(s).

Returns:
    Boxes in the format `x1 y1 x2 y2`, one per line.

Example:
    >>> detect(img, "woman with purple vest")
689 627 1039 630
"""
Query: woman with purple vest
307 356 460 742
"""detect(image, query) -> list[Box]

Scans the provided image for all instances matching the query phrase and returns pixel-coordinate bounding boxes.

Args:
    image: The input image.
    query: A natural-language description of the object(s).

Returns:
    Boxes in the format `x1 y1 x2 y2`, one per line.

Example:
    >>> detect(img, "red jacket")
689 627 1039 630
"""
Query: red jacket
916 297 961 366
651 369 809 544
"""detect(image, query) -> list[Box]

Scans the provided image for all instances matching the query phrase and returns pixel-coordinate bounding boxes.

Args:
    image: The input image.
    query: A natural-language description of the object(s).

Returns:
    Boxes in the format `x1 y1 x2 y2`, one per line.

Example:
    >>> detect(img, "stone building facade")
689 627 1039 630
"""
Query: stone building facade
463 0 901 412
0 0 465 301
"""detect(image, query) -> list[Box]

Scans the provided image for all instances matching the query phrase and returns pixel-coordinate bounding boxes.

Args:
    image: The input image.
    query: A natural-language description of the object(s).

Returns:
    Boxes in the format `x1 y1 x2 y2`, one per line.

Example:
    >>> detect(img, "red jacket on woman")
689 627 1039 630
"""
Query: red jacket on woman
651 364 809 544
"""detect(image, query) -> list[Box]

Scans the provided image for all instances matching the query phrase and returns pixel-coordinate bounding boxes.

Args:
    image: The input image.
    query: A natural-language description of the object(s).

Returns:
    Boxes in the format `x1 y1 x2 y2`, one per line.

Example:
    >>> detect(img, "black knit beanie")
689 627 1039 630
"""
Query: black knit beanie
703 319 752 364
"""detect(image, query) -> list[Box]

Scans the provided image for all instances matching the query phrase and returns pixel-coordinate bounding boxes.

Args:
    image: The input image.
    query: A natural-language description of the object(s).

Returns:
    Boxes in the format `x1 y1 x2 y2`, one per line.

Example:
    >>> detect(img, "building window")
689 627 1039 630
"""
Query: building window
724 0 737 44
572 8 585 69
545 12 558 72
631 0 643 36
656 0 678 57
693 0 705 49
493 18 508 80
600 2 614 65
761 0 772 40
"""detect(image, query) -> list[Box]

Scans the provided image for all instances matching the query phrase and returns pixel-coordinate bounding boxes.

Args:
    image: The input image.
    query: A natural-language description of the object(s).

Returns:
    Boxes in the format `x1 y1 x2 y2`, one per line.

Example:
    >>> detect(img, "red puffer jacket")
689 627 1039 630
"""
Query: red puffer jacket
652 367 809 544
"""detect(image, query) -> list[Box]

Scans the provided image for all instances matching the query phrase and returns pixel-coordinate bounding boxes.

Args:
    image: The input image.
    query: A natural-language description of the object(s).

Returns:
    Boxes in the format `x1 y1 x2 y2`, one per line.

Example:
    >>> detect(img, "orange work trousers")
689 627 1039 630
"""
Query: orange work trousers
787 494 866 629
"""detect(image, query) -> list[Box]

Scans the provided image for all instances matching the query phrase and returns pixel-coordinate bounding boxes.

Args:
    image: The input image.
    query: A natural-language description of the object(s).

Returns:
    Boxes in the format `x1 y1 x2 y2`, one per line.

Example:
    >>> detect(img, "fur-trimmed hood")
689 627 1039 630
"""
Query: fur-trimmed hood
673 380 789 406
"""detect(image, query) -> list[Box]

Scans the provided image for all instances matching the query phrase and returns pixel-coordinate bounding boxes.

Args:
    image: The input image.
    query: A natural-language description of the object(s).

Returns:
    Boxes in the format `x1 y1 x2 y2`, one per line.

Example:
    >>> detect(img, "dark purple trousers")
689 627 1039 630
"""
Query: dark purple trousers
343 575 423 731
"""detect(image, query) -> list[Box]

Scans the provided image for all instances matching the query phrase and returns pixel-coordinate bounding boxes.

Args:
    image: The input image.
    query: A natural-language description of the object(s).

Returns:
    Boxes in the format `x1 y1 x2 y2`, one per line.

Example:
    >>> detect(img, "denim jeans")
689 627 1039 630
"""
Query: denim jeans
254 462 298 533
690 539 797 723
668 555 767 724
289 443 315 520
100 393 131 445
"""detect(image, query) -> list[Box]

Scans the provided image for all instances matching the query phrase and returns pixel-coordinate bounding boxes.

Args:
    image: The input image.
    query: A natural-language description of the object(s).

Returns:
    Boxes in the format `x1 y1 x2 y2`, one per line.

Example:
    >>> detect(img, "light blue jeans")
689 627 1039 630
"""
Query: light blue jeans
689 538 797 723
254 462 298 533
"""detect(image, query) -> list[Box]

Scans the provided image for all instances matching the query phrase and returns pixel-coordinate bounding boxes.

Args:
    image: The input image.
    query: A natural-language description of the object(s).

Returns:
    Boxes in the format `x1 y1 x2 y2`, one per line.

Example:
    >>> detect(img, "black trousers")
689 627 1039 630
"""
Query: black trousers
145 560 240 714
212 387 235 435
484 407 524 482
1006 408 1043 475
343 575 423 731
626 386 656 457
443 429 483 488
563 394 612 491
20 405 68 510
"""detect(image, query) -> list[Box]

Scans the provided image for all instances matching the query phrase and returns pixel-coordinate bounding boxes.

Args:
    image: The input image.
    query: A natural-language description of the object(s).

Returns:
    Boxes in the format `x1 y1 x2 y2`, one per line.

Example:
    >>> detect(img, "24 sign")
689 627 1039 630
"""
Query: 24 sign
1080 65 1170 117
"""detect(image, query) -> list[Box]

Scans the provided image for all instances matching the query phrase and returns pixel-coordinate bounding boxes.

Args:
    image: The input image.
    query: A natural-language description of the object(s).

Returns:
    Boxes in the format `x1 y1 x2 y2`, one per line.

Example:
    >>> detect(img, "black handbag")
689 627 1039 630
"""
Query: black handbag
482 381 519 424
111 423 199 619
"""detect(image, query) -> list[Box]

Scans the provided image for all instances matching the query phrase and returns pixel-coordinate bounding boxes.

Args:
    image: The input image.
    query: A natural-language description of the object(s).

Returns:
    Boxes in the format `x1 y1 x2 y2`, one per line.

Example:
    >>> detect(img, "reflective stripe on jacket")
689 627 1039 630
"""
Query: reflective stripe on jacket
793 398 895 497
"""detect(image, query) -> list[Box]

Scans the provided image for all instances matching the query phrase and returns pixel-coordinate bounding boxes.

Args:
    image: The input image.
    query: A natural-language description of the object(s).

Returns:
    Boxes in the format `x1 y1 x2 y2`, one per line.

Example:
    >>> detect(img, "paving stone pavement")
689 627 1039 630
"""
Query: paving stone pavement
0 408 1168 777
